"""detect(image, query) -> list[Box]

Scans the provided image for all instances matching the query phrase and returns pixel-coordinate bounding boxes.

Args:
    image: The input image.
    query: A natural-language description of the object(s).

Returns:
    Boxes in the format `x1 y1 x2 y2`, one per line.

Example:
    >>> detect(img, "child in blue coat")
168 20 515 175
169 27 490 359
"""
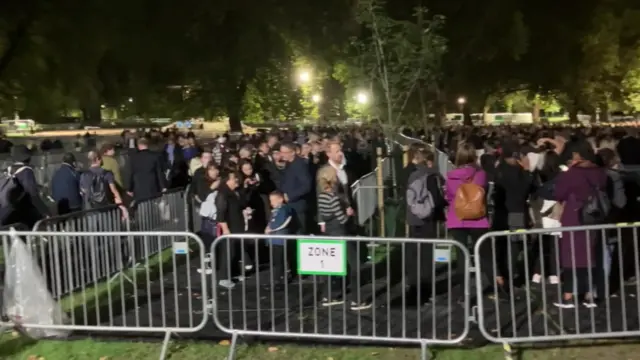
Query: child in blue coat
266 191 292 283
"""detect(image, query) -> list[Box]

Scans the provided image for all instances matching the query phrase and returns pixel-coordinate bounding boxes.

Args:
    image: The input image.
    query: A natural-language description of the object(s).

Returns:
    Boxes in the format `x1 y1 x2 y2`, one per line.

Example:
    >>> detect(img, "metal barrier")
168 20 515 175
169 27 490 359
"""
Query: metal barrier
31 206 131 298
210 234 471 360
0 230 207 360
352 149 397 227
394 133 454 177
131 188 188 257
474 223 640 356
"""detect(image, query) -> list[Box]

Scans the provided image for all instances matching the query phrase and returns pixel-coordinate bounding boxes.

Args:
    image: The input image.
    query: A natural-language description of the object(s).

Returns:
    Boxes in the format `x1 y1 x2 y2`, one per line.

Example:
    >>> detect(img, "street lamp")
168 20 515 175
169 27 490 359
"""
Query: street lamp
100 104 106 109
457 97 466 105
298 70 311 84
312 94 321 103
128 97 134 103
356 92 368 104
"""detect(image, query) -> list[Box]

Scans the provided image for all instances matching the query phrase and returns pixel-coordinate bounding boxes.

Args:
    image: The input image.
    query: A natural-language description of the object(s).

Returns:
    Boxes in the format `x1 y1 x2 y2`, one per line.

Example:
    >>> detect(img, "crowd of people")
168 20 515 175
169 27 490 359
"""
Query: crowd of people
5 122 639 314
0 126 388 311
402 124 640 309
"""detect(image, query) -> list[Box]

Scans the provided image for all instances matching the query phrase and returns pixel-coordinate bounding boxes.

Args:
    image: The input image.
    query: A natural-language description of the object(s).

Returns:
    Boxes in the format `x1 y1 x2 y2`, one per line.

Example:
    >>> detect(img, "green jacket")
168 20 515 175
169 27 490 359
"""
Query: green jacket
102 155 122 188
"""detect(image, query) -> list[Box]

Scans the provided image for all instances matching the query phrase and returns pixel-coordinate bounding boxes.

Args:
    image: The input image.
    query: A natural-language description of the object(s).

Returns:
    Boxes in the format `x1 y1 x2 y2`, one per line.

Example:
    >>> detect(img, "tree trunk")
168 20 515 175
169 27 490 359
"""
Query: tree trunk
483 105 490 125
417 84 428 125
226 79 247 133
599 101 609 123
462 105 472 126
433 84 446 127
82 104 101 125
532 99 541 123
569 107 578 123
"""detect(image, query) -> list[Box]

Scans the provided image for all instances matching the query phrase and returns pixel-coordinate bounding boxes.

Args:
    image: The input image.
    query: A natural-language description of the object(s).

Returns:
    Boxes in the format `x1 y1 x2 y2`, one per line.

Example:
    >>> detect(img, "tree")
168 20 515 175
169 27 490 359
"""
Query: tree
353 0 446 131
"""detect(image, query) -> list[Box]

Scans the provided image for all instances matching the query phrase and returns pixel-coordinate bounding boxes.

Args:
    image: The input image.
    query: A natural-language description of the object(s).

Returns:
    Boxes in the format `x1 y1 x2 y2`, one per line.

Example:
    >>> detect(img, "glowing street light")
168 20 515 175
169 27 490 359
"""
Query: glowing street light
128 97 134 103
298 70 311 84
312 94 321 103
356 92 368 104
457 96 466 105
100 104 106 109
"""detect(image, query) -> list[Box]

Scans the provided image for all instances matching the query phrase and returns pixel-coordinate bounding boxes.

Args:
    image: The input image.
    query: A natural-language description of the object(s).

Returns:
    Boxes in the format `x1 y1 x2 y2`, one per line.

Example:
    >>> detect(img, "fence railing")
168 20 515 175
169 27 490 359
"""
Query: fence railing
2 223 640 359
394 133 454 177
28 189 187 298
0 230 207 359
474 223 640 346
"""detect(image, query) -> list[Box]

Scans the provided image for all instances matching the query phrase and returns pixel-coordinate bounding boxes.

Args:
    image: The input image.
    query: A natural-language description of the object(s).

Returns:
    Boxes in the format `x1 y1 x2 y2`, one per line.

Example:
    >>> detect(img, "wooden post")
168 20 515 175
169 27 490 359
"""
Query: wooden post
402 145 410 237
376 147 385 237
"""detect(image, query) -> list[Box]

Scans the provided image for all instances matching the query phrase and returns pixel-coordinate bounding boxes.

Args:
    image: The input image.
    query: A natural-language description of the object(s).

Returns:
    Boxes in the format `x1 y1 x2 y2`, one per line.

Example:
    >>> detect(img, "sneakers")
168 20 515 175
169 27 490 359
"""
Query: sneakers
321 298 344 307
553 298 598 309
553 299 576 308
350 301 372 311
218 280 235 289
321 298 373 311
531 274 559 285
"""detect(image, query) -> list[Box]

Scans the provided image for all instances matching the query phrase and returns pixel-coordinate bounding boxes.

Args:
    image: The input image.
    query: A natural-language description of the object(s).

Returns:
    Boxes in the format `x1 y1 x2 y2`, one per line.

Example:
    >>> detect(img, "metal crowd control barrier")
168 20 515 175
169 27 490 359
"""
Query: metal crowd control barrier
474 223 640 358
352 152 396 226
210 234 471 360
395 133 454 177
0 231 207 360
131 188 188 258
31 206 131 298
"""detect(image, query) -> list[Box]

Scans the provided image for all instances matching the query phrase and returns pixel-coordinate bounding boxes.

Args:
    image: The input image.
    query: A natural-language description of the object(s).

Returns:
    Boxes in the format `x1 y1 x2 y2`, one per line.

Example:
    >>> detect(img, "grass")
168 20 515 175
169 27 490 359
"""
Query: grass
3 335 640 360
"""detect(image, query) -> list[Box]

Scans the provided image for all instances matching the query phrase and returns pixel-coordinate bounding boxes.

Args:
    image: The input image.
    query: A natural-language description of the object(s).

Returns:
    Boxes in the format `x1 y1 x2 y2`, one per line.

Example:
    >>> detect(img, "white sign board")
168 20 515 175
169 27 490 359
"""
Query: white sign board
297 239 347 276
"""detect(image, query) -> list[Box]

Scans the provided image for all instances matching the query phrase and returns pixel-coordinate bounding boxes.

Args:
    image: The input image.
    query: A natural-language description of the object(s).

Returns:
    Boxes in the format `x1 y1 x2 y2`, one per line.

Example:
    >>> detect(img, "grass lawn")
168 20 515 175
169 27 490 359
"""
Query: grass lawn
3 335 640 360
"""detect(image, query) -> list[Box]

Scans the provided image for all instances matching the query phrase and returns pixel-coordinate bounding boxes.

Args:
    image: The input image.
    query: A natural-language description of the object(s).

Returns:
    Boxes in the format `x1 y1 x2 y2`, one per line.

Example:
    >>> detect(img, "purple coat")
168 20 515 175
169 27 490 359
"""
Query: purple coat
555 166 607 268
445 166 490 229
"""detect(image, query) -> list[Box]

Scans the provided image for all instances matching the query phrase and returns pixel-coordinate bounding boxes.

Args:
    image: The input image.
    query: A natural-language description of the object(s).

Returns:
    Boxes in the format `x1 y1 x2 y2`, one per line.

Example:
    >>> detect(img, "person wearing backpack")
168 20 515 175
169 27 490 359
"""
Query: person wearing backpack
80 151 126 213
553 139 608 308
0 145 49 227
405 149 446 294
445 142 493 295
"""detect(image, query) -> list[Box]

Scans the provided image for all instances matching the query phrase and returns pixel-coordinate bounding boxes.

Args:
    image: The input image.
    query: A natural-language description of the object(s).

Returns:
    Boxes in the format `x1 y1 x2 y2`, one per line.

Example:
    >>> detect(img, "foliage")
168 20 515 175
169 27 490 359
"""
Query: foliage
1 0 640 127
352 0 446 129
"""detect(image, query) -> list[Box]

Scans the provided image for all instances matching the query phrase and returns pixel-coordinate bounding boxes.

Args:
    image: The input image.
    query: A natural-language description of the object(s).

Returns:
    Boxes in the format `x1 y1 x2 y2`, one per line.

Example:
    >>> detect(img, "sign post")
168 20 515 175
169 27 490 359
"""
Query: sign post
297 239 347 276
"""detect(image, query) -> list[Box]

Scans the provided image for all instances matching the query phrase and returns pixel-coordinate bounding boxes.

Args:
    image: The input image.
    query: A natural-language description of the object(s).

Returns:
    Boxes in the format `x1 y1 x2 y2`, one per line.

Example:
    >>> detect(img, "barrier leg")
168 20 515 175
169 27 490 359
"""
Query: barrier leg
420 341 430 360
503 342 513 360
228 332 239 360
159 330 172 360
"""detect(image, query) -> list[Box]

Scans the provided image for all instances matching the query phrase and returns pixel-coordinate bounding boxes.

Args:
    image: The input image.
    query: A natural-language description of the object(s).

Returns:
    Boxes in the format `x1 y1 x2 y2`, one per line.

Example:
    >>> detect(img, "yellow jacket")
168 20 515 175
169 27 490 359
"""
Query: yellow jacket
102 155 123 188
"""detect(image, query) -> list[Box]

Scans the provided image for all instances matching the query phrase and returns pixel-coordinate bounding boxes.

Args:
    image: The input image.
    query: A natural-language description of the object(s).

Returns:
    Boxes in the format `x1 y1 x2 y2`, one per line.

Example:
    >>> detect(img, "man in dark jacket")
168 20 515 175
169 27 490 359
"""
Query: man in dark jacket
192 147 213 204
163 134 189 189
278 142 311 234
0 145 49 227
51 153 82 215
127 137 167 201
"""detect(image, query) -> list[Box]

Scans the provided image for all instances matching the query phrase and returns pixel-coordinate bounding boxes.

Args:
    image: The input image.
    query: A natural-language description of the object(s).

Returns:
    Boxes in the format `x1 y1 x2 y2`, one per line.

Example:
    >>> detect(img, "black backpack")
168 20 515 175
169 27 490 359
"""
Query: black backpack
86 171 110 208
578 178 611 225
0 166 30 208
